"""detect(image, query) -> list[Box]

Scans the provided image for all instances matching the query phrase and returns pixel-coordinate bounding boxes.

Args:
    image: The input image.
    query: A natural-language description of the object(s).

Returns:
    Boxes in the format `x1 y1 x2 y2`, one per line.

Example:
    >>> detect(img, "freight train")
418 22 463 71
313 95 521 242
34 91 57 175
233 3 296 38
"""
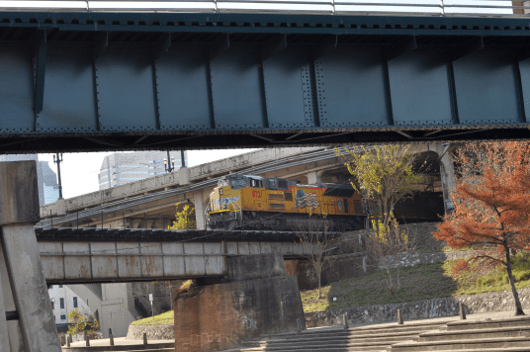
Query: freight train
206 174 366 230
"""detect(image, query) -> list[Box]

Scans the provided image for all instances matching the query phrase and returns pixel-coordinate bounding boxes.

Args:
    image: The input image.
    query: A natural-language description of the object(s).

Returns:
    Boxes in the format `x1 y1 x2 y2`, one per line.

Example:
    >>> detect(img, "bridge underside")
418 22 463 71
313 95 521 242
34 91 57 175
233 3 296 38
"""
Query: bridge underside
2 13 530 152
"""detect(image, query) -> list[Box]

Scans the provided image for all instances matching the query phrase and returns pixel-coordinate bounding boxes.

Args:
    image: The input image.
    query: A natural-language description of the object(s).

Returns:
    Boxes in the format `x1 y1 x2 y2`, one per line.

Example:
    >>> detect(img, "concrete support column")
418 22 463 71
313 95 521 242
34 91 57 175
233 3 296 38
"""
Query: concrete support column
179 167 190 185
193 190 209 230
0 161 61 352
307 171 323 185
0 247 10 352
0 243 23 352
439 152 456 213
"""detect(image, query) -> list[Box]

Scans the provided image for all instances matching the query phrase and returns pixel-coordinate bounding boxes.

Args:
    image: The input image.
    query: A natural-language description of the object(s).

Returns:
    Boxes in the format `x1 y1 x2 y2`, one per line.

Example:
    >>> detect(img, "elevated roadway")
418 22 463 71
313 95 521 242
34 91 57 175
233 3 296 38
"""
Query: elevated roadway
39 147 345 228
39 143 449 229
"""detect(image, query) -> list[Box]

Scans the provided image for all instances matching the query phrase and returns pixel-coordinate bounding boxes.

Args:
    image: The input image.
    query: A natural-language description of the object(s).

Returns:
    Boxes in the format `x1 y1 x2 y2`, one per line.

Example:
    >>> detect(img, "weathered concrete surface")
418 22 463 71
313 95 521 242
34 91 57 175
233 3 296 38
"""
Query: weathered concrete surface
227 253 286 282
0 242 23 352
287 253 366 291
0 245 10 352
305 287 530 328
0 161 60 352
174 253 305 352
38 237 306 284
0 161 39 226
2 225 61 352
126 324 175 340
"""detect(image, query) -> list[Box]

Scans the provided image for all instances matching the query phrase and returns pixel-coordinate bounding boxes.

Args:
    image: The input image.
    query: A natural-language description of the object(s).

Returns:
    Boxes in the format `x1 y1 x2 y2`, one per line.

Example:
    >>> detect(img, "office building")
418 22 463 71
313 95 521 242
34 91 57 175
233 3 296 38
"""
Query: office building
98 150 187 190
0 154 59 205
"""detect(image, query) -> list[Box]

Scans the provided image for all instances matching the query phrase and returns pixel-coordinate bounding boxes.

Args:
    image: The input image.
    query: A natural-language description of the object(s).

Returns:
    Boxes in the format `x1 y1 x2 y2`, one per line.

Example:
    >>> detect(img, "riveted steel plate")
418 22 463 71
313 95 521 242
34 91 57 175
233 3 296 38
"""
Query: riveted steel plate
317 47 390 128
37 45 97 132
388 49 453 127
96 46 157 132
0 45 34 133
210 48 265 130
156 47 212 131
453 49 520 125
263 48 313 129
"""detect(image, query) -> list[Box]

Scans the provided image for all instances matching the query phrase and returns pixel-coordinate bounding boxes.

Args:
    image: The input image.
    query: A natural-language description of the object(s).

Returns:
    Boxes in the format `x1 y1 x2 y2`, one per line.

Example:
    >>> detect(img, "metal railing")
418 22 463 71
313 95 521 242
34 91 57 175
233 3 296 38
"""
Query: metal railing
0 0 528 18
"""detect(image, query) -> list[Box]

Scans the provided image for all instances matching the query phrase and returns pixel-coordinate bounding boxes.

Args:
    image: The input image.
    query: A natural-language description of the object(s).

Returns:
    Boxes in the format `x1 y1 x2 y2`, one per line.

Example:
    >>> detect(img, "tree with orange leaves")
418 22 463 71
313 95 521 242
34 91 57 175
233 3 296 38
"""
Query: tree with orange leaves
434 142 530 316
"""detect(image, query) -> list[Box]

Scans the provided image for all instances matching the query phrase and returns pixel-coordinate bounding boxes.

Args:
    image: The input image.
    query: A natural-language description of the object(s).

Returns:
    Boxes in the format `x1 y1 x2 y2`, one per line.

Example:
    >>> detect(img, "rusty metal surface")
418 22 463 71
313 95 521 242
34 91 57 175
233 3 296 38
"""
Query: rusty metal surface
38 236 307 284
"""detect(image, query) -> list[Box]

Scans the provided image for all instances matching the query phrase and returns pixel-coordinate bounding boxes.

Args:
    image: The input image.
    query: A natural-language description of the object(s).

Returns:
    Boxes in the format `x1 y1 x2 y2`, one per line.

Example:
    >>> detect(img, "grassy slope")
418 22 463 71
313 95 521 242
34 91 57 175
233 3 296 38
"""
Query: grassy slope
301 254 530 313
130 310 174 326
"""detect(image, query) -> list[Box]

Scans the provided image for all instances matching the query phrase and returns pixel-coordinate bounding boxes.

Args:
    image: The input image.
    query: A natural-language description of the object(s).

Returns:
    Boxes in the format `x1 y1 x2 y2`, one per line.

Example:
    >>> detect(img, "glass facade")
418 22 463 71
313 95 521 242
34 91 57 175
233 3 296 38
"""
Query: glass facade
98 150 188 190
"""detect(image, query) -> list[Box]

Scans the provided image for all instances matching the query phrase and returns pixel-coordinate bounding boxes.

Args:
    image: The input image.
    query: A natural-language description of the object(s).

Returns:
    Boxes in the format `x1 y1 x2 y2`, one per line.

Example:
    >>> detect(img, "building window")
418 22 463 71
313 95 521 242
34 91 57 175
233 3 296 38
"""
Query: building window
73 297 78 308
51 301 54 310
59 285 63 288
60 298 64 309
54 315 56 321
60 314 66 320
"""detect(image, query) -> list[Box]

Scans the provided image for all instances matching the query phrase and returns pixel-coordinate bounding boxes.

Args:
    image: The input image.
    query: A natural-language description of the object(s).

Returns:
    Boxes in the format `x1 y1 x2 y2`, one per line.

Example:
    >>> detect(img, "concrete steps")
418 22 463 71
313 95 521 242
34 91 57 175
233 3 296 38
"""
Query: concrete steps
389 316 530 352
233 321 447 352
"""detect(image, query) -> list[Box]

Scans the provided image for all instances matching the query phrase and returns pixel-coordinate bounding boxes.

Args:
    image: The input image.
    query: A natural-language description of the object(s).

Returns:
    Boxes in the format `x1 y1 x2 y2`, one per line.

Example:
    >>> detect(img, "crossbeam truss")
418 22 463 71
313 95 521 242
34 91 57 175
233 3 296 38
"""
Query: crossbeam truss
2 14 530 151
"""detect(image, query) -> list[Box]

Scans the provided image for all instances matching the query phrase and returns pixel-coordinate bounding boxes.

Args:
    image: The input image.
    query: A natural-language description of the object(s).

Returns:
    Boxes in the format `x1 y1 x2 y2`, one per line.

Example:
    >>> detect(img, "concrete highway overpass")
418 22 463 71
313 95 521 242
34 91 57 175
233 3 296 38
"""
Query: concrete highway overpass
39 144 452 230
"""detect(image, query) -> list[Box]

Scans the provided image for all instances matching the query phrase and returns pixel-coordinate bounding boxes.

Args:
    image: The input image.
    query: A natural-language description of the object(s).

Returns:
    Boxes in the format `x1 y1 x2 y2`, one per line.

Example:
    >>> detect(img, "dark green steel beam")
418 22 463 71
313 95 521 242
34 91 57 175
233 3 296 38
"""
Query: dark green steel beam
0 13 529 152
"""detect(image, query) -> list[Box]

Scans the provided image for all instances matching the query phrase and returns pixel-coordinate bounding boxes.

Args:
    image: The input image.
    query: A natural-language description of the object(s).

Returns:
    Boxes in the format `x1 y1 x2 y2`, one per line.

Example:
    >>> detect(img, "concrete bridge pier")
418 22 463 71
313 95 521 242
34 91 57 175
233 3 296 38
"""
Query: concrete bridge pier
0 161 61 352
174 253 305 352
193 189 210 230
439 148 456 213
307 170 324 184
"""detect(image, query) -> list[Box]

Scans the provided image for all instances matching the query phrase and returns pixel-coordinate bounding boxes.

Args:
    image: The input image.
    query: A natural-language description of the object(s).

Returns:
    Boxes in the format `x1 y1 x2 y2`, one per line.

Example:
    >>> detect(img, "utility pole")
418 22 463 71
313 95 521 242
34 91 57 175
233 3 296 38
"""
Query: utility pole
53 153 64 199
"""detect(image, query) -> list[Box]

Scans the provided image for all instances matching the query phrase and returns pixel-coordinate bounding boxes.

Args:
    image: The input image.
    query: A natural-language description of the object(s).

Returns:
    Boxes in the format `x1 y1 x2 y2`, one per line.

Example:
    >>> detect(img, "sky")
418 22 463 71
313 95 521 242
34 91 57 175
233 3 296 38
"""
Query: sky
38 149 259 199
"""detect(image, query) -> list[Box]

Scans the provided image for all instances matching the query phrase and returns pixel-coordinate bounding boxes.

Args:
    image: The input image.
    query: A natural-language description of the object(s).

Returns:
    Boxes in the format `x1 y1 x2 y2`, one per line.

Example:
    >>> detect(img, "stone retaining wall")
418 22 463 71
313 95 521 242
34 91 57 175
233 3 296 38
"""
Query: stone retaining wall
126 324 174 340
305 287 530 328
379 250 476 270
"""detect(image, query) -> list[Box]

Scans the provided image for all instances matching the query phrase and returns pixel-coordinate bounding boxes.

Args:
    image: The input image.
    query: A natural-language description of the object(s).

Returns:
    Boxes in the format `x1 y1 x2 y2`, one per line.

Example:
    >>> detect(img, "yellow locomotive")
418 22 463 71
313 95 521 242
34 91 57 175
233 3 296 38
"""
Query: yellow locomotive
207 174 366 230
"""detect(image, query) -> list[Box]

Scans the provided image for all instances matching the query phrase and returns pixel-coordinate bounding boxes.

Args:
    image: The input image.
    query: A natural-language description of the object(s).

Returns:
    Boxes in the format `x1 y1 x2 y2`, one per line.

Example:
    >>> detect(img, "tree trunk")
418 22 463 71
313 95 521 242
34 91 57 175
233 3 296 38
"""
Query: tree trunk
396 265 401 293
318 274 322 299
505 244 525 316
383 261 395 295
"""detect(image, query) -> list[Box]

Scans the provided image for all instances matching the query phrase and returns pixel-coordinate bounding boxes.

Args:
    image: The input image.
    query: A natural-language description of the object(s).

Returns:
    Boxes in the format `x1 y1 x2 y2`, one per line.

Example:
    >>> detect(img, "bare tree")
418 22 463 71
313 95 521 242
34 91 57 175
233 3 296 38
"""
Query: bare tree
295 220 341 299
338 145 422 295
364 216 412 294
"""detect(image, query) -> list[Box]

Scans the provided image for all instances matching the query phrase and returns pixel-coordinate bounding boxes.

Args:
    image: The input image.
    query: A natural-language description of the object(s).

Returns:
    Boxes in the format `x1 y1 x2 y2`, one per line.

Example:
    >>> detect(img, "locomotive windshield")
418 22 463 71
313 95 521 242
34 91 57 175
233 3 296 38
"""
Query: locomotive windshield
219 175 297 190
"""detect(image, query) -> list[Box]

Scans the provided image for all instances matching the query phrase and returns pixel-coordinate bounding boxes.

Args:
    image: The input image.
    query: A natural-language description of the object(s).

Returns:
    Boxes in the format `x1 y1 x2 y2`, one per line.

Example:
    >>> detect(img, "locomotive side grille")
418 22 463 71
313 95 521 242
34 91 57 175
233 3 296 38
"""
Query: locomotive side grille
270 203 285 210
269 194 284 200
